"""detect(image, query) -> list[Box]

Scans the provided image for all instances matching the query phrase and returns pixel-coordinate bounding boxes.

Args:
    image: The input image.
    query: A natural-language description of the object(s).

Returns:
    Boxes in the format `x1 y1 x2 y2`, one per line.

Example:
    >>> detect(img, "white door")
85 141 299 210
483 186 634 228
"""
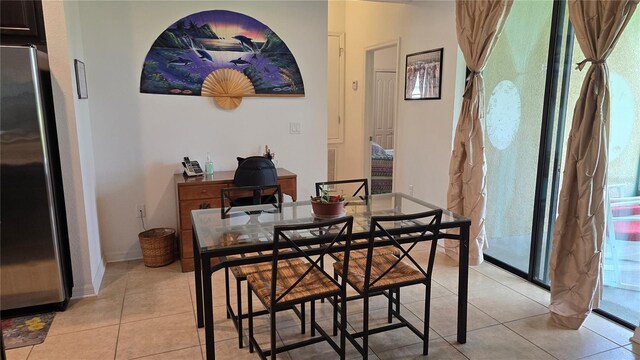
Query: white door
370 70 396 194
373 70 396 149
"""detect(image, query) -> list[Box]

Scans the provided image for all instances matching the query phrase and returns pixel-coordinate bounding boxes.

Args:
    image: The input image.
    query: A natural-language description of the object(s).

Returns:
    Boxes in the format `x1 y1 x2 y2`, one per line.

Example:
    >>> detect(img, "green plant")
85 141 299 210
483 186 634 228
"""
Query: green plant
310 186 344 203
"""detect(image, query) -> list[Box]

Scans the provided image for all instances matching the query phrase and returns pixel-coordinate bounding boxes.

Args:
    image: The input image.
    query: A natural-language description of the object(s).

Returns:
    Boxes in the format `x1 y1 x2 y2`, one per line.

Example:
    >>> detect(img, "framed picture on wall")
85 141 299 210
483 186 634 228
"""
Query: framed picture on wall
404 48 443 100
74 59 88 99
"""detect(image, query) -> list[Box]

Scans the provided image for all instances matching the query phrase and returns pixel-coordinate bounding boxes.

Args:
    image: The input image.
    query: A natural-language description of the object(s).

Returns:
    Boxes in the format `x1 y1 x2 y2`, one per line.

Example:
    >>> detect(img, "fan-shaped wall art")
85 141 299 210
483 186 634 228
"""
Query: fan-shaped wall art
140 10 304 110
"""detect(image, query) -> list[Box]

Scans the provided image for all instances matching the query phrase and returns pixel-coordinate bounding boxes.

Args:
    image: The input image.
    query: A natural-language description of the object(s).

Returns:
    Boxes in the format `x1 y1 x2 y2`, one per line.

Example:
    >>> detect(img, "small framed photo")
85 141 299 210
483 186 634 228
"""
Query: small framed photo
74 59 88 99
404 48 443 100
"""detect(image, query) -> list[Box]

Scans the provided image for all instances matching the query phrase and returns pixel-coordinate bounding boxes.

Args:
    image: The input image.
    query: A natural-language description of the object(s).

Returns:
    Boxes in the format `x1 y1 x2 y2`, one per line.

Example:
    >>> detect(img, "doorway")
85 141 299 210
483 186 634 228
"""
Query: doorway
364 42 398 194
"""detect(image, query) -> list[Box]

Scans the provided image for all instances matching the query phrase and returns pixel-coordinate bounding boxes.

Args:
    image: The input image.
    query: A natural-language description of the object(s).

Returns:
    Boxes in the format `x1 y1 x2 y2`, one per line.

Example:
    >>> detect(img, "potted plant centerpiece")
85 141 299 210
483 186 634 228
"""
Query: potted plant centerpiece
310 187 345 218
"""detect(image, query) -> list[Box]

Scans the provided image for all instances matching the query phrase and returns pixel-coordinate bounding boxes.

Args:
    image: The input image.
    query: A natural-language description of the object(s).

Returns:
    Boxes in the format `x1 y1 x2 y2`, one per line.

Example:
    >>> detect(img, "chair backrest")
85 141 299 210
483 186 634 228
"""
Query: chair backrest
234 156 278 187
220 184 283 219
270 216 354 307
363 210 442 291
315 179 369 199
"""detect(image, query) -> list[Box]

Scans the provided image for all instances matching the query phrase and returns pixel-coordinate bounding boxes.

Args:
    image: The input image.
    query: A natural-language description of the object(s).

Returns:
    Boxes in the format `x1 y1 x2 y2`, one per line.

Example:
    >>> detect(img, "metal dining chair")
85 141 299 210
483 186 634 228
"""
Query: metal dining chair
220 184 283 219
315 178 370 302
221 183 304 350
220 157 289 349
315 178 369 200
246 216 354 360
332 210 443 359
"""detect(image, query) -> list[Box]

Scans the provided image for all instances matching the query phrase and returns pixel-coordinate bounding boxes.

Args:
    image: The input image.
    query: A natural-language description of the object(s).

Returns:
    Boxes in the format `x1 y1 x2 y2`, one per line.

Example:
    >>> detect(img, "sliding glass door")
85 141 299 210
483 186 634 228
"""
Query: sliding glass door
480 0 639 327
483 0 554 273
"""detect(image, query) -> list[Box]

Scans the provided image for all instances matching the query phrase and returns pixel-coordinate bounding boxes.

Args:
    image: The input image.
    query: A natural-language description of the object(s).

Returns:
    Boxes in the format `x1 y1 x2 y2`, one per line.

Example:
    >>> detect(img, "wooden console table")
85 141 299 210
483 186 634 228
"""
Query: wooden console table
174 168 297 272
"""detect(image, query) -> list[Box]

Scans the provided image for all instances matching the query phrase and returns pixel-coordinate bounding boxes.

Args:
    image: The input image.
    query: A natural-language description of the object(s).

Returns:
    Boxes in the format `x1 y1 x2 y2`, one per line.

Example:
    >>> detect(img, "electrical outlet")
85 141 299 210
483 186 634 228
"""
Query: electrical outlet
136 204 145 218
409 185 414 196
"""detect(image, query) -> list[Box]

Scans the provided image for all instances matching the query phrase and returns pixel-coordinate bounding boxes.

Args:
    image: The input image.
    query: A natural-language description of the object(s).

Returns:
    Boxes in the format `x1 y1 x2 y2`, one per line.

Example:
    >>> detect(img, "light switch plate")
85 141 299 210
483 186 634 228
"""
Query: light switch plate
289 122 301 134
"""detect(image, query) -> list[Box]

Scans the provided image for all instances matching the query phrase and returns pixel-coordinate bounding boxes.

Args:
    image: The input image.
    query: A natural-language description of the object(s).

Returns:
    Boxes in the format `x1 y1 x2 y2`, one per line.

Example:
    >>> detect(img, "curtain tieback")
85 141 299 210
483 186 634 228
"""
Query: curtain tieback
462 71 481 99
575 58 605 71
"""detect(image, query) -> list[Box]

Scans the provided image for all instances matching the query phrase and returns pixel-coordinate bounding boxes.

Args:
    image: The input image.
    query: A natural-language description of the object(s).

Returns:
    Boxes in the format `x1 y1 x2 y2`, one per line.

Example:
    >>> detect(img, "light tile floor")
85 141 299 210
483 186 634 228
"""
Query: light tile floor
6 248 638 360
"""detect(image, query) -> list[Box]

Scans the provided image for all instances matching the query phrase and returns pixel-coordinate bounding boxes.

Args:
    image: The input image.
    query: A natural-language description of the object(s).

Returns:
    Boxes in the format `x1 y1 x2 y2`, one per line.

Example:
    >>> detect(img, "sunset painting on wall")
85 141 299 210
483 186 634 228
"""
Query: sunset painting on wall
140 10 305 99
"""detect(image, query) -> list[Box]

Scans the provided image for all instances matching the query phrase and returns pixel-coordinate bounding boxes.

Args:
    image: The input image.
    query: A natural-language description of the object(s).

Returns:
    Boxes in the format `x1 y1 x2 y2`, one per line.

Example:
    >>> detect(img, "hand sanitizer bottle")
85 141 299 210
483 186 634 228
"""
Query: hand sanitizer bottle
205 152 214 175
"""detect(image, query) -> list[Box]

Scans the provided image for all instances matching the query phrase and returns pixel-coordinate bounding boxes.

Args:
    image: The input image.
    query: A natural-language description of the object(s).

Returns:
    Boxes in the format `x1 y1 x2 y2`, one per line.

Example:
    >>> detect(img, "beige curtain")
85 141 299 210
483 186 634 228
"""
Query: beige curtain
550 0 638 329
445 0 512 265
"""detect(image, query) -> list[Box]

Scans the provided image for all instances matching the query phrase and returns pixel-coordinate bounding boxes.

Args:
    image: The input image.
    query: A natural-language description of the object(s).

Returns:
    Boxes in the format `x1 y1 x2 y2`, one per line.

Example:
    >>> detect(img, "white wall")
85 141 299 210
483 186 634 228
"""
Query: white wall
329 0 346 34
76 1 328 261
41 1 104 297
341 0 465 207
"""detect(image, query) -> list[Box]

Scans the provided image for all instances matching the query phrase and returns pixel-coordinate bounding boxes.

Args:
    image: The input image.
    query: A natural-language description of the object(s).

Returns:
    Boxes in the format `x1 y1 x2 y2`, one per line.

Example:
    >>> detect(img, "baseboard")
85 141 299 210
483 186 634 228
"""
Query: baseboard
91 257 106 294
71 283 98 299
70 257 107 299
104 249 143 263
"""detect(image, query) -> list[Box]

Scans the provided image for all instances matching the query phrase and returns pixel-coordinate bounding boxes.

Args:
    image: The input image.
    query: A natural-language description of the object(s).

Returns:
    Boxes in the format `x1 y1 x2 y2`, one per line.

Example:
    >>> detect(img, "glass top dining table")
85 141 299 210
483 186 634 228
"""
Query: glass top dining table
191 192 471 360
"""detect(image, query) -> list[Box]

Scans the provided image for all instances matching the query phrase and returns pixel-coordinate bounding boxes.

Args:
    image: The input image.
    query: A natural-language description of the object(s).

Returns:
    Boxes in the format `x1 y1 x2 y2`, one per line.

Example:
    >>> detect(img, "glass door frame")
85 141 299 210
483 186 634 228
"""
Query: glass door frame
529 0 573 287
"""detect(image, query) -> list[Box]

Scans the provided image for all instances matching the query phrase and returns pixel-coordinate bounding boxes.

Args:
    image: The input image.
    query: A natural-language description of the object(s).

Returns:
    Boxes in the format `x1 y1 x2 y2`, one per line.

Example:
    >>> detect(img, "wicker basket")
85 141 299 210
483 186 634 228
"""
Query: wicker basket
138 228 175 267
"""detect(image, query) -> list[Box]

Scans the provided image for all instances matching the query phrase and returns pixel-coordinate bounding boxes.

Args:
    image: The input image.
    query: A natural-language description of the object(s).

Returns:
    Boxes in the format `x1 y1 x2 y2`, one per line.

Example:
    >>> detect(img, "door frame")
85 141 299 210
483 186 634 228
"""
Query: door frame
362 38 401 191
328 32 345 144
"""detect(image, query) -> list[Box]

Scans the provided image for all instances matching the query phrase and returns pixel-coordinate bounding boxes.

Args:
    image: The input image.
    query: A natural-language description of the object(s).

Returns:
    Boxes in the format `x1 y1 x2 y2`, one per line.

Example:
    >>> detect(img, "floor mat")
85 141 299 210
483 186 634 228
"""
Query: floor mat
1 312 55 349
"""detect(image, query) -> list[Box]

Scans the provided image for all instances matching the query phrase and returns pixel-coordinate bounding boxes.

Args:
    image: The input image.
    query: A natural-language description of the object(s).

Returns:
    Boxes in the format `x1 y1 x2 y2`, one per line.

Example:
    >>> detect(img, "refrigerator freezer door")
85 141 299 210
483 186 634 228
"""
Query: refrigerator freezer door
1 46 66 310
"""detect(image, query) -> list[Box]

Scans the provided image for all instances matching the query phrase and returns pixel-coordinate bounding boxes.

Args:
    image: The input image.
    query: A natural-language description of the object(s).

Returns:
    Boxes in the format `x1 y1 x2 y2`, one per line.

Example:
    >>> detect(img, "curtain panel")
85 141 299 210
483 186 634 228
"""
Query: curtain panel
445 0 513 265
550 0 638 329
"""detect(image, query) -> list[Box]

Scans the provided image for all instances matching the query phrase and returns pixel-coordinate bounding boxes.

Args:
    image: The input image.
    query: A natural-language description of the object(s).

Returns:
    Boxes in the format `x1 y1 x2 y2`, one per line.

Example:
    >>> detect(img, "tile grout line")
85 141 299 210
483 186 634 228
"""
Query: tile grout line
505 283 552 307
500 321 560 360
582 322 634 347
624 344 640 358
24 345 34 360
113 267 129 360
441 322 547 360
504 308 632 349
113 262 197 359
401 292 502 340
187 277 204 351
45 322 122 339
574 345 626 360
581 325 626 349
501 312 552 326
129 345 201 360
119 309 195 326
433 322 499 340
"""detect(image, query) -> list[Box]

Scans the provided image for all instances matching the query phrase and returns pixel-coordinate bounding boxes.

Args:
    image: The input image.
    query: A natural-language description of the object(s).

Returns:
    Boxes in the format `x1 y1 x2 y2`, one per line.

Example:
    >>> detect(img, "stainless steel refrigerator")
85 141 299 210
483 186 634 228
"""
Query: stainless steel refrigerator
1 45 73 312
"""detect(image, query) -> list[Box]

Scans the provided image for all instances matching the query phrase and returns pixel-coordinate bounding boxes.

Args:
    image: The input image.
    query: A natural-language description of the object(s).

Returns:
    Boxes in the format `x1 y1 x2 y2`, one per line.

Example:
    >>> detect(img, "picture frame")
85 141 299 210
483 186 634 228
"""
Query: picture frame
404 48 443 100
74 59 88 99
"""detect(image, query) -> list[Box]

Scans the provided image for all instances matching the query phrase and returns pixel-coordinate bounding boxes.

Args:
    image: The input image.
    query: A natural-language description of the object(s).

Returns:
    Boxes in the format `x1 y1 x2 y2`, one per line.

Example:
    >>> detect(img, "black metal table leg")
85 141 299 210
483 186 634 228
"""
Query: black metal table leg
457 223 469 344
194 228 204 328
203 256 216 359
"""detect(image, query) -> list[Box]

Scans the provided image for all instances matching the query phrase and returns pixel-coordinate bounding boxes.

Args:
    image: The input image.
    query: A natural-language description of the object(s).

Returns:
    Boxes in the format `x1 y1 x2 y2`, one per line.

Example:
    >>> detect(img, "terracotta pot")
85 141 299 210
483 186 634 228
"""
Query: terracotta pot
311 200 345 218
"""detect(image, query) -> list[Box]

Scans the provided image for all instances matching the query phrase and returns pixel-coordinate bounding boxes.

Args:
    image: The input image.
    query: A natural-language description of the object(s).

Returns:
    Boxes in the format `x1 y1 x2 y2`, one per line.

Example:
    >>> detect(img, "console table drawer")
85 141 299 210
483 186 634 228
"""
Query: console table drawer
179 184 226 200
180 198 221 229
